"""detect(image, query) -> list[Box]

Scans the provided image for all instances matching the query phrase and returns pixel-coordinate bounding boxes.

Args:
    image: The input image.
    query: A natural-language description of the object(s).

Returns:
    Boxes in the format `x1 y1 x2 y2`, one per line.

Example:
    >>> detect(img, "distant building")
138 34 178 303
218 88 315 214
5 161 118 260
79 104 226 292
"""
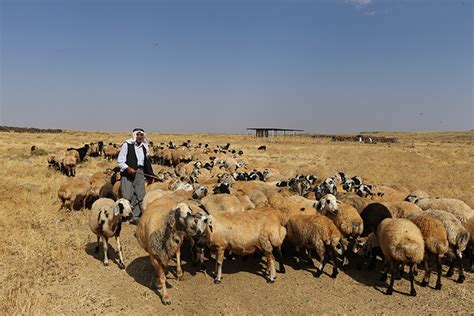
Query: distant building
247 127 304 138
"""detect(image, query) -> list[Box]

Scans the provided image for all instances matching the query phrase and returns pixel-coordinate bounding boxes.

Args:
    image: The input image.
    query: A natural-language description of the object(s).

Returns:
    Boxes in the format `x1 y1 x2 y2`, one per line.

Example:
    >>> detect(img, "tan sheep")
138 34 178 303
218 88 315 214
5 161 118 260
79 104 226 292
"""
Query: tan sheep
381 201 422 219
417 209 470 283
194 208 286 284
89 198 132 268
62 151 77 177
376 218 425 296
135 201 200 305
409 215 449 290
58 175 91 211
200 194 245 214
286 213 343 278
315 194 364 266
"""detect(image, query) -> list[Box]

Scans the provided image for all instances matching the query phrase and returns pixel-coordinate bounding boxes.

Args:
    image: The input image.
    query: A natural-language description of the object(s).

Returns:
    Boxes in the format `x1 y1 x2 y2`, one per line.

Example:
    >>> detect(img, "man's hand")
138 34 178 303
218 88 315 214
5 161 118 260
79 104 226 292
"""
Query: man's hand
127 167 136 175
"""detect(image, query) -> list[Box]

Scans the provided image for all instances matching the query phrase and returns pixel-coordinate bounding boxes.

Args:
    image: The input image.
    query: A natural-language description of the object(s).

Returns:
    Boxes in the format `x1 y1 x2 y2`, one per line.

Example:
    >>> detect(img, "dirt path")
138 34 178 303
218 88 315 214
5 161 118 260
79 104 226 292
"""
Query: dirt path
30 219 472 315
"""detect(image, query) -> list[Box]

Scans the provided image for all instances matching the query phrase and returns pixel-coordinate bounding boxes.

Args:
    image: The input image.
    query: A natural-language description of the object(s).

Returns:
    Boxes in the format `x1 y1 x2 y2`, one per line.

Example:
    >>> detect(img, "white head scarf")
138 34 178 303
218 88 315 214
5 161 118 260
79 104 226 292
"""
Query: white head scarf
126 128 149 151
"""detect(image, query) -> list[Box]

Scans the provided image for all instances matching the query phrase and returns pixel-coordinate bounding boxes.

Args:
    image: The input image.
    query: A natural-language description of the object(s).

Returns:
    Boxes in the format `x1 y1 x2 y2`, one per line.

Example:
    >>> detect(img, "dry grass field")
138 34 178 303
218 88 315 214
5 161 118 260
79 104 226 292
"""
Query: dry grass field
0 130 473 314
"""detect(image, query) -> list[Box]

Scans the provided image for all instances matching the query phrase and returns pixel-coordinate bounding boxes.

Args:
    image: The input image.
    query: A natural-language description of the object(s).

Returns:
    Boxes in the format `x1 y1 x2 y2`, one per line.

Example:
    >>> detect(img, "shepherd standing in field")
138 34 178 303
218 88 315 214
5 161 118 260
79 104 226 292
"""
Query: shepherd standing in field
117 128 154 225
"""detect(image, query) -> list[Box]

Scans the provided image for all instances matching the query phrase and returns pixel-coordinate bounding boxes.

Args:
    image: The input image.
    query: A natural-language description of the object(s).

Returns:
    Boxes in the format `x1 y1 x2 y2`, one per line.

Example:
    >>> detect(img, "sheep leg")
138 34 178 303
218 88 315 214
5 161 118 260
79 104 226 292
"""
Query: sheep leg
386 261 396 295
446 259 454 277
368 252 377 270
315 251 325 278
175 248 183 280
102 237 109 266
214 248 225 284
265 252 276 283
150 255 171 305
420 252 431 287
330 248 339 278
95 236 100 253
435 255 442 290
273 246 286 273
469 248 473 273
456 255 465 284
409 264 417 296
115 236 125 269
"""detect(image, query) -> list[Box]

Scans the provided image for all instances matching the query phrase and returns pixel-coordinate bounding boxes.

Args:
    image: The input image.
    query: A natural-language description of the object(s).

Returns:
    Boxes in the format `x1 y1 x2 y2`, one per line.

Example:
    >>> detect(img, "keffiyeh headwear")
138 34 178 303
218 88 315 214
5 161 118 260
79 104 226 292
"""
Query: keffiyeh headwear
127 128 148 149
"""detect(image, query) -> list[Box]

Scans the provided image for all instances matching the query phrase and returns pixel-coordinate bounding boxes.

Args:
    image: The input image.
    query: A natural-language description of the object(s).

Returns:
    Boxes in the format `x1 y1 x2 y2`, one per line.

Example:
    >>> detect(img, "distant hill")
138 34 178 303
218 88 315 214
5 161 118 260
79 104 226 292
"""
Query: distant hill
0 126 63 133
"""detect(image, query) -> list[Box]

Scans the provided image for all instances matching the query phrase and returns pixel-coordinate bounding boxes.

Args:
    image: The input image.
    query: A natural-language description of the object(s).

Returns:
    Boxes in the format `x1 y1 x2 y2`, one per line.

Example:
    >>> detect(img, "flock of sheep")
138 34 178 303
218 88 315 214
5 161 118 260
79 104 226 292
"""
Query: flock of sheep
51 139 474 305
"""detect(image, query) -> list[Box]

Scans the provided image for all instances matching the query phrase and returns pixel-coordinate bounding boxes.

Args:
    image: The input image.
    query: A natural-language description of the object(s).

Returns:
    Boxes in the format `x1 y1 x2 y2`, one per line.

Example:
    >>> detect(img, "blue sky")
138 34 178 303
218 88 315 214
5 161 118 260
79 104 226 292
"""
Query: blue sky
1 0 472 133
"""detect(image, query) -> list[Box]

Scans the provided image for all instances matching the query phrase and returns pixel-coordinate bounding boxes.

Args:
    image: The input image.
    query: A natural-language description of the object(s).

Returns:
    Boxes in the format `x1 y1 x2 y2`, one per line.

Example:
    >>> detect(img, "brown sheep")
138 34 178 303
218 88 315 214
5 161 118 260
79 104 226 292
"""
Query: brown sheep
377 218 425 296
58 175 91 211
410 215 449 290
286 213 343 278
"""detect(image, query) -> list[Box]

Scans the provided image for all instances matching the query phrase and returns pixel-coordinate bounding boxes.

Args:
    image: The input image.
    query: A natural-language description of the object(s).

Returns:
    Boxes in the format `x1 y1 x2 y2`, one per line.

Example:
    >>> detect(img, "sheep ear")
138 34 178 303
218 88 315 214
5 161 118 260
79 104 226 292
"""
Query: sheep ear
336 200 342 205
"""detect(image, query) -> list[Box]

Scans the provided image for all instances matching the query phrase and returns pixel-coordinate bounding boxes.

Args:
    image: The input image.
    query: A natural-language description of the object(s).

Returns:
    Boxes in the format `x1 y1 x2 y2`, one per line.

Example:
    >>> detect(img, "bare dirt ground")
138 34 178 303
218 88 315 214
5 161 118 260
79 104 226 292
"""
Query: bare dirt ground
1 131 473 314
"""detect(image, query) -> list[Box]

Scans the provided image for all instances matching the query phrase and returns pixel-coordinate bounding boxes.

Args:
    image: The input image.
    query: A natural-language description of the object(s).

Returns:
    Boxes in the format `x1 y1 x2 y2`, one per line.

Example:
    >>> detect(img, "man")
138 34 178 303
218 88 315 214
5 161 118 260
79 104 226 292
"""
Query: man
117 128 154 224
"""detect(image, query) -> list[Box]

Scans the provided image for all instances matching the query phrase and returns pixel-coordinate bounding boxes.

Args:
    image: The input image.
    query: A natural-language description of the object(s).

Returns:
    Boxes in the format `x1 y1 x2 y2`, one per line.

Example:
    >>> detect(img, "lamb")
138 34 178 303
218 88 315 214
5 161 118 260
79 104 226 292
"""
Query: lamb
376 218 425 296
413 198 474 223
409 215 449 290
58 175 91 211
135 201 201 305
194 208 286 284
286 213 343 278
89 198 132 268
62 151 77 177
420 209 470 283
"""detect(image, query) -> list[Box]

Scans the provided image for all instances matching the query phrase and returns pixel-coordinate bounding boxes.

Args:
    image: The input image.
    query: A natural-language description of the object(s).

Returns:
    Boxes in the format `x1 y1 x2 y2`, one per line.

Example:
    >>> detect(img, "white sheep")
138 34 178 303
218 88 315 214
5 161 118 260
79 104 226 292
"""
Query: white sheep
89 198 132 268
414 197 474 223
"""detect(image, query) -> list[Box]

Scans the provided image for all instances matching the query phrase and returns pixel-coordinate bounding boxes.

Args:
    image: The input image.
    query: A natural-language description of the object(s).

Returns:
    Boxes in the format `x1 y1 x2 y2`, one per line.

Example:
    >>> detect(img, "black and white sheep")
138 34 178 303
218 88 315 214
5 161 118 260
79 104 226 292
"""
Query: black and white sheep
89 198 132 268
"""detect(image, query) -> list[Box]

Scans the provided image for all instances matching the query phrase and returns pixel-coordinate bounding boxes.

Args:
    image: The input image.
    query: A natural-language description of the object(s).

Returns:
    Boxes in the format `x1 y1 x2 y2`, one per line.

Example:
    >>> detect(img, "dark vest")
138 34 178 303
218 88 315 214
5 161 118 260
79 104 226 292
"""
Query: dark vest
125 143 154 177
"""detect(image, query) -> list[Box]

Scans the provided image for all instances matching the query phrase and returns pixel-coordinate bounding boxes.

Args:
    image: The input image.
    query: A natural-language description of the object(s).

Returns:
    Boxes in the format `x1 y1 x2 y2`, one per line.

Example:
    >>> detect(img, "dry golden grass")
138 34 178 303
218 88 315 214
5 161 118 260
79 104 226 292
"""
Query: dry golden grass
0 130 472 314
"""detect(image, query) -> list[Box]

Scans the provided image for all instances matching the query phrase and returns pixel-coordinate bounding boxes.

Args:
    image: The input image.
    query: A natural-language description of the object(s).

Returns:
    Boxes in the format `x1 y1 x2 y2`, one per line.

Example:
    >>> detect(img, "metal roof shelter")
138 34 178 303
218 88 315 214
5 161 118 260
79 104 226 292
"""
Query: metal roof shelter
247 127 304 138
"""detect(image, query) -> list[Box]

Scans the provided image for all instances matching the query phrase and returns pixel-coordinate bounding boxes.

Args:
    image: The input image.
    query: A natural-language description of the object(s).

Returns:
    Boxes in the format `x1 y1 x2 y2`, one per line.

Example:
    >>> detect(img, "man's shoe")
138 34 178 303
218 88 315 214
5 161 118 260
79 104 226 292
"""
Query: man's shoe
130 218 140 225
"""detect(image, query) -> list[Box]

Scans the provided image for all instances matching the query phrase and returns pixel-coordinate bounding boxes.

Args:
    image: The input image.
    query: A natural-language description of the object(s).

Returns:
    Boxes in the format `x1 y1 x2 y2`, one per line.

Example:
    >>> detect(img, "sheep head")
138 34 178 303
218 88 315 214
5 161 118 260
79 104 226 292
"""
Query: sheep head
172 203 199 237
314 194 339 215
114 198 132 220
356 184 373 197
194 211 213 235
192 185 208 200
